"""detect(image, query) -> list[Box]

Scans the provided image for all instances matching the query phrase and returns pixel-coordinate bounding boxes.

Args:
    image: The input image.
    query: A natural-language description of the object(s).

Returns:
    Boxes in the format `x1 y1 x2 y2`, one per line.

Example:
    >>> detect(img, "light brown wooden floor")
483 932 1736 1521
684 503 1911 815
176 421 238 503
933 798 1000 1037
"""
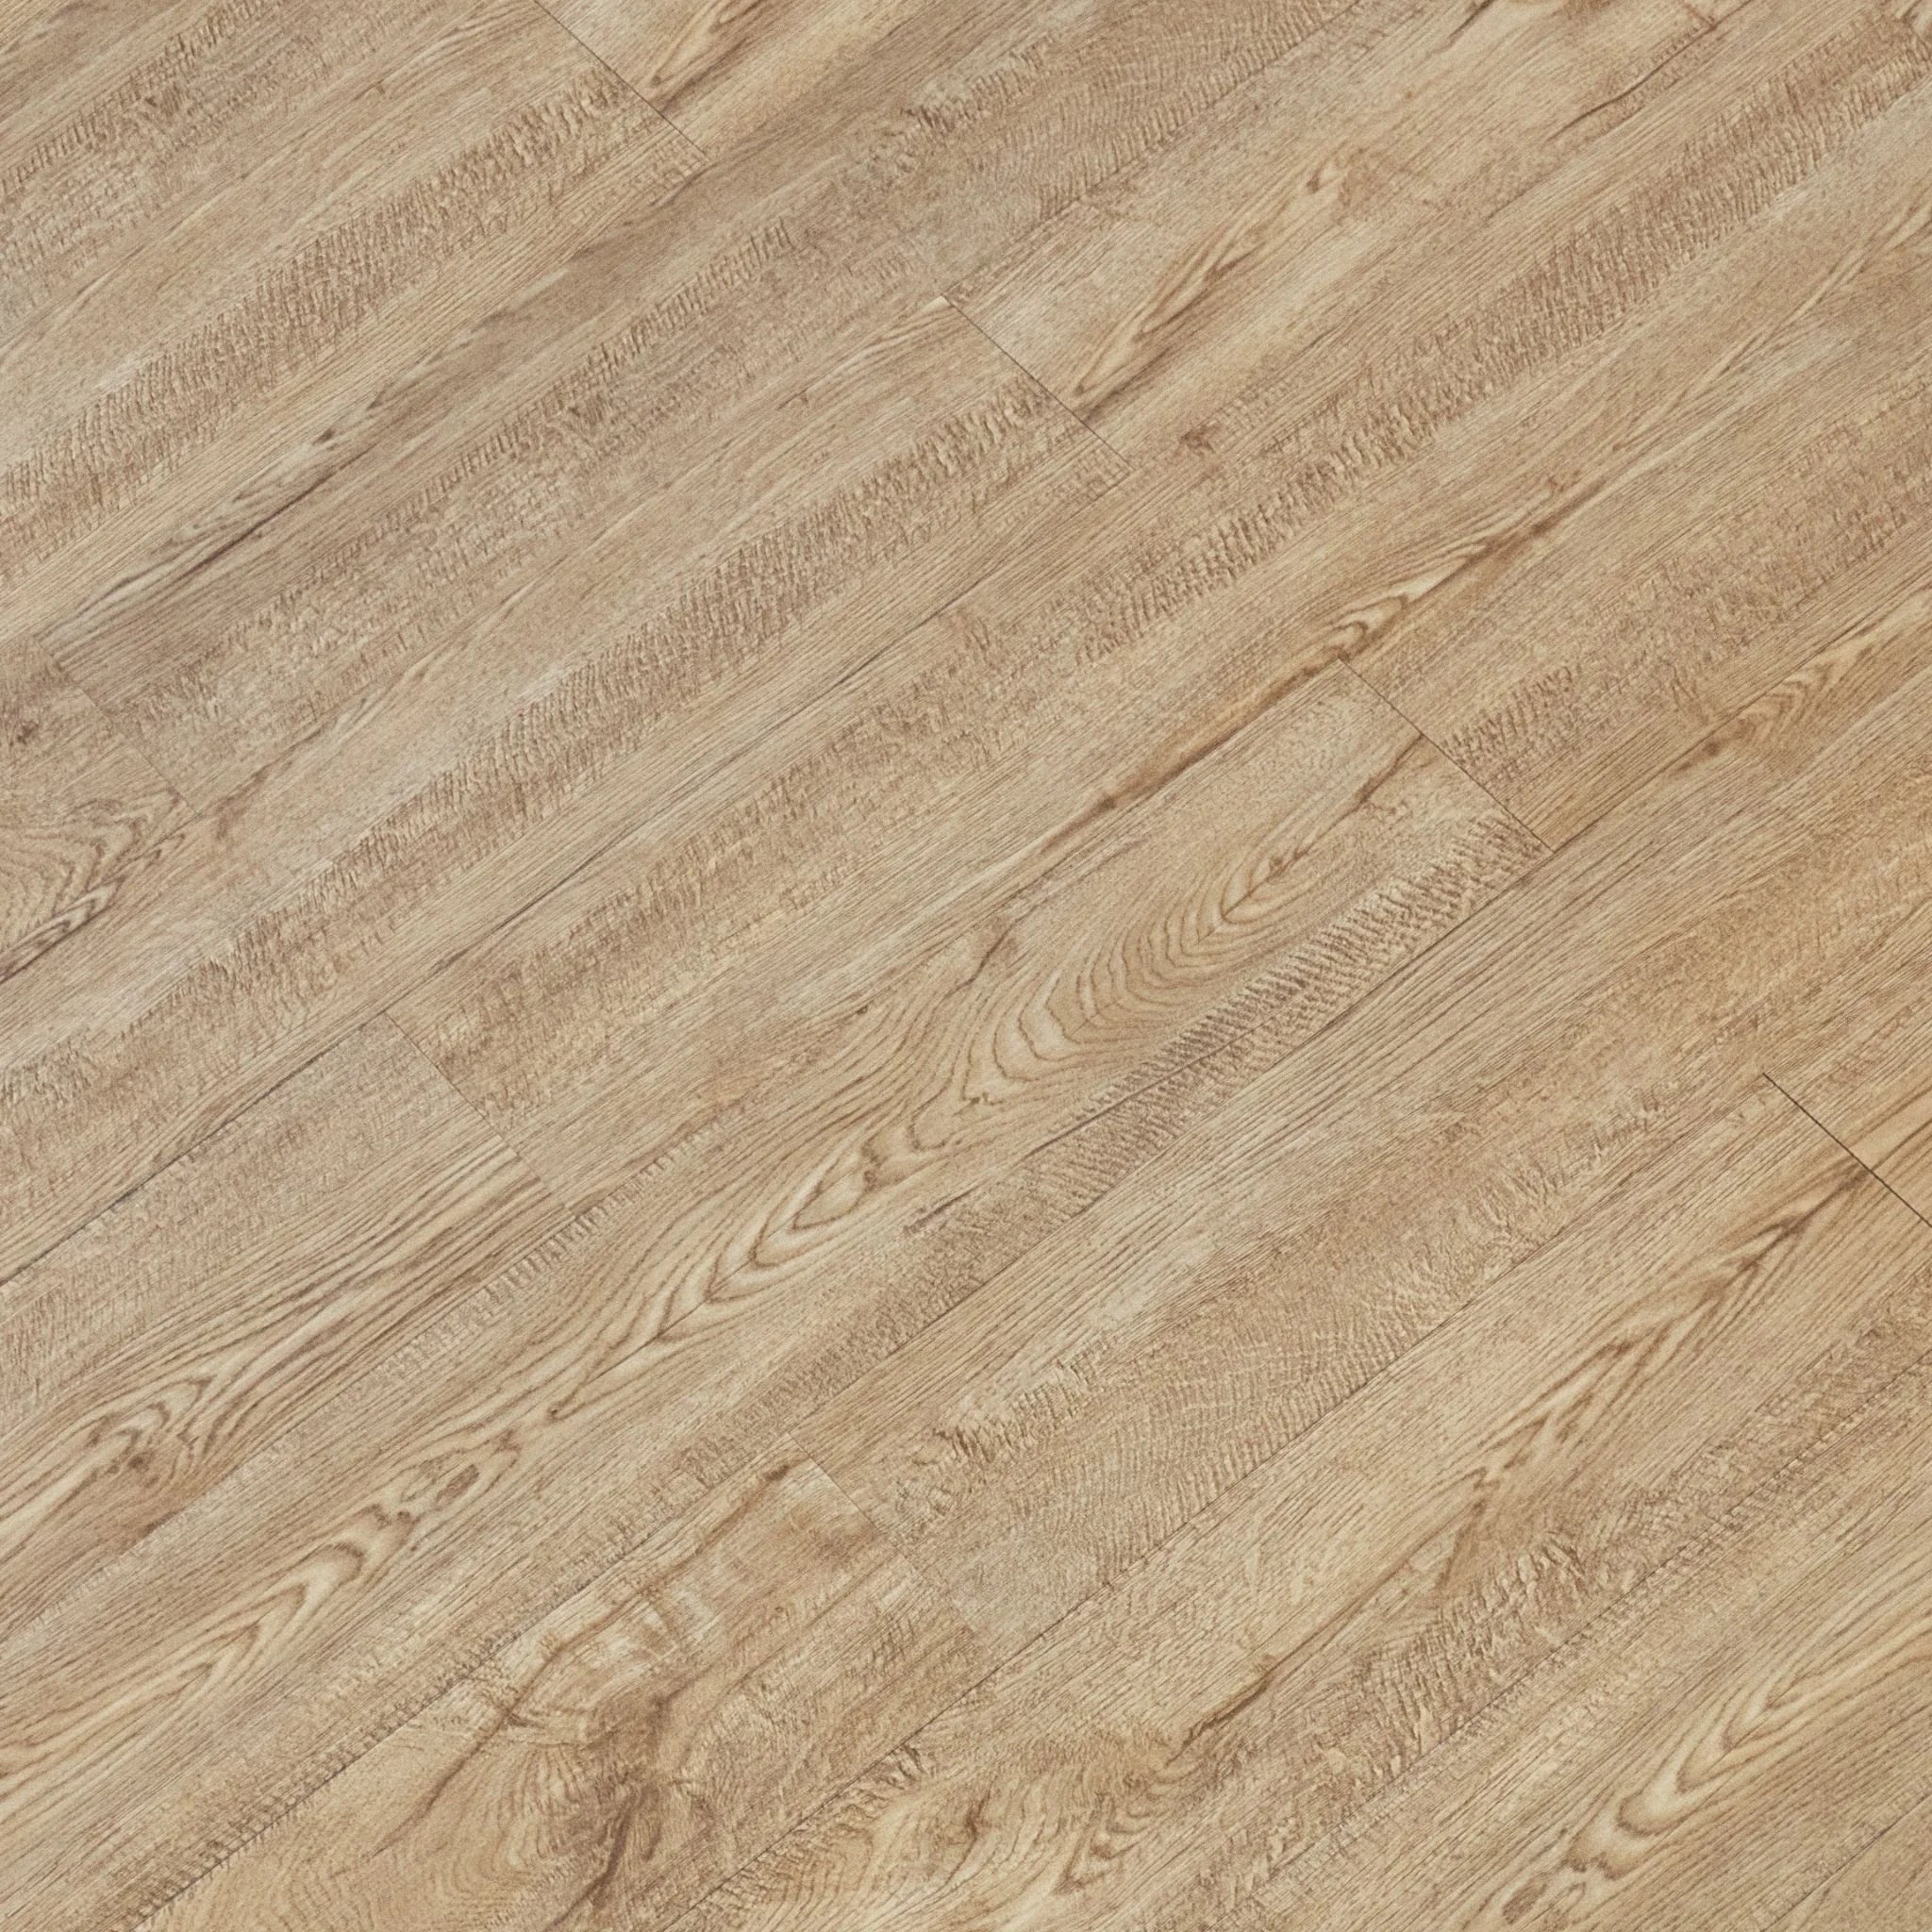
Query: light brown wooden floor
4 0 1932 1924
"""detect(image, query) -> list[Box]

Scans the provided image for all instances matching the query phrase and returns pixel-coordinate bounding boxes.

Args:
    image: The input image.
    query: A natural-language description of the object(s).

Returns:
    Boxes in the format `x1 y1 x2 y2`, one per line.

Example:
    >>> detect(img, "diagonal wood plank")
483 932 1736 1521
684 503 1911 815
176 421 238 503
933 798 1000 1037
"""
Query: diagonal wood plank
0 657 1531 1928
1774 1789 1932 1931
1768 791 1932 1218
679 1087 1932 1927
954 0 1754 448
5 0 1931 1920
2 0 701 607
392 595 1536 1210
3 475 1925 1932
794 585 1932 1658
963 1 1932 842
1253 1353 1932 1928
0 649 189 989
0 1018 559 1630
546 0 934 153
15 0 1370 746
0 301 1119 1280
139 1446 986 1932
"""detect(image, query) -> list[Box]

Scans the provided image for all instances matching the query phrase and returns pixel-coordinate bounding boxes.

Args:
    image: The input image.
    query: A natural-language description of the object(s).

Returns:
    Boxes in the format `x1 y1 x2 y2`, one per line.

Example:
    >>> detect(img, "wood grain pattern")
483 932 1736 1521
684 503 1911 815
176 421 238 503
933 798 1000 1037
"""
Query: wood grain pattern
143 1448 986 1932
0 673 1535 1928
1257 1353 1932 1928
0 298 1117 1276
2 0 700 612
1776 1788 1932 1930
692 1088 1932 1928
0 1018 559 1629
0 649 188 986
795 597 1932 1656
1772 889 1932 1215
548 0 931 153
4 0 1929 1924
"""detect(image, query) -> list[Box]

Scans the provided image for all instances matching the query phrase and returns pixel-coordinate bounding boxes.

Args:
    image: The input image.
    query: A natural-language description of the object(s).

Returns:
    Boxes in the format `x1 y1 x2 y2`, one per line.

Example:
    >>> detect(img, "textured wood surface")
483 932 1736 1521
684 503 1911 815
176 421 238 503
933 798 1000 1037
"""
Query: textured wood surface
4 0 1930 1925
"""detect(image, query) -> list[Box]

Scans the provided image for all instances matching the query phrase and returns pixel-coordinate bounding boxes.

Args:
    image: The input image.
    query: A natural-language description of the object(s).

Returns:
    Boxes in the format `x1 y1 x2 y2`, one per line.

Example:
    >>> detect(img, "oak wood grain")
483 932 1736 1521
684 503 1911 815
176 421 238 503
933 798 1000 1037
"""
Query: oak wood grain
2 0 701 611
796 599 1932 1657
0 299 1117 1277
0 649 188 988
0 663 1533 1926
1257 1353 1932 1928
0 1018 558 1629
548 0 931 153
696 1088 1932 1927
142 1448 986 1932
3 0 1928 1923
1776 1788 1932 1930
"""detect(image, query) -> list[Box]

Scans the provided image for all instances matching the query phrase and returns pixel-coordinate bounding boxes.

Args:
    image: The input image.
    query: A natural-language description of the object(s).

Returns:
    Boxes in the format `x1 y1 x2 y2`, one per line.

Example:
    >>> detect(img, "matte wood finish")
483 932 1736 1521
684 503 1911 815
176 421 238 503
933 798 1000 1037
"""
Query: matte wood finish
3 0 1930 1925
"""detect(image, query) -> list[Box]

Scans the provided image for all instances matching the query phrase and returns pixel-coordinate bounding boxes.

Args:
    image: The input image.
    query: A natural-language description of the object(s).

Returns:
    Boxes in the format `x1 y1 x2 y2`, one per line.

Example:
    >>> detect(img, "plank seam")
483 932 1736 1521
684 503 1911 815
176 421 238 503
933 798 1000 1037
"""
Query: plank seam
521 0 710 158
1762 1071 1932 1238
0 1023 345 1295
790 1438 975 1644
1341 658 1553 852
379 1007 571 1226
941 294 1131 471
42 652 197 824
1765 1783 1932 1927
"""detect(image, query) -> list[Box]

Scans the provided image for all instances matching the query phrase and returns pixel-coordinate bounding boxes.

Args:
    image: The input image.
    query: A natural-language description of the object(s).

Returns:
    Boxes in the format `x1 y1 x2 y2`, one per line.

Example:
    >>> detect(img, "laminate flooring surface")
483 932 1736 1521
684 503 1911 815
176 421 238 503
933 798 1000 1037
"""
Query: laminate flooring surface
3 0 1931 1925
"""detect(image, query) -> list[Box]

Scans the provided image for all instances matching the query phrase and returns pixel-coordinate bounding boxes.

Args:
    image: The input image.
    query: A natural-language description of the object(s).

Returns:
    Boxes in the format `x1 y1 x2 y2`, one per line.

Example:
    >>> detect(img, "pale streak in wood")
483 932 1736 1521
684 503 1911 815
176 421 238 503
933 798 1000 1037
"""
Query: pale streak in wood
2 0 1930 1926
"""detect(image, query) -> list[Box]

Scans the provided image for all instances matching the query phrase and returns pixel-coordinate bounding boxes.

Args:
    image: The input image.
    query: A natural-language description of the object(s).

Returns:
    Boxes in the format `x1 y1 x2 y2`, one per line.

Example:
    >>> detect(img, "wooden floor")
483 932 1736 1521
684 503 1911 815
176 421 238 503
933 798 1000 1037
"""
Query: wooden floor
5 0 1932 1924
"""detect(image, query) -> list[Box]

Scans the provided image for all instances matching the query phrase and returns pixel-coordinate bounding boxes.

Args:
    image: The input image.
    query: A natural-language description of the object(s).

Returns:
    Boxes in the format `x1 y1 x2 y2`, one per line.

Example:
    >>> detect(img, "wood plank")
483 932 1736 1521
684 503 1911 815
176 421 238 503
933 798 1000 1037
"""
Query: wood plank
1791 1032 1932 1222
794 595 1932 1658
393 606 1538 1209
18 0 1363 791
677 1085 1932 1927
954 0 1740 447
0 660 1532 1927
6 252 1922 1929
0 301 1119 1278
0 1017 558 1628
547 0 931 154
1141 5 1930 474
962 1 1932 841
1776 1790 1932 1930
0 649 188 989
3 511 1922 1929
1352 62 1932 842
1 0 700 607
8 0 1932 1919
61 291 1123 809
1255 1356 1932 1928
1769 812 1932 1217
141 1448 985 1932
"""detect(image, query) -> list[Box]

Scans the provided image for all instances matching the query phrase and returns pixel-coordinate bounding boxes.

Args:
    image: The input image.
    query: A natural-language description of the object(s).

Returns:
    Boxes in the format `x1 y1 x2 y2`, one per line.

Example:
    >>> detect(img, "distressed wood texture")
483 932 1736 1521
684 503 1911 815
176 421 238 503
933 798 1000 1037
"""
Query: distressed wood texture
3 0 1930 1926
